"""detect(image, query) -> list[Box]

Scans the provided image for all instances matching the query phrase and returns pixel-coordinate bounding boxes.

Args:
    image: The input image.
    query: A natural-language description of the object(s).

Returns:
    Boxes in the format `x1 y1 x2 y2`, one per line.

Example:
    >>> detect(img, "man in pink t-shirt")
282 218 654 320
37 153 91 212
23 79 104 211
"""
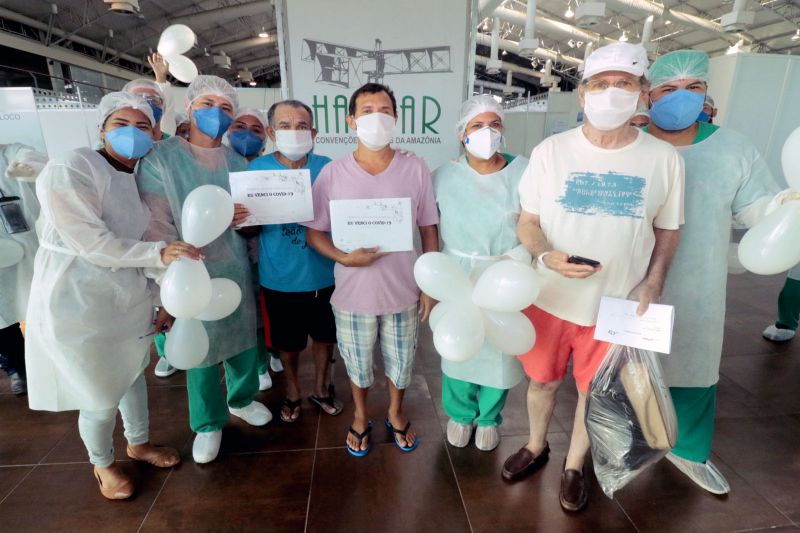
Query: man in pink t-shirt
305 83 439 457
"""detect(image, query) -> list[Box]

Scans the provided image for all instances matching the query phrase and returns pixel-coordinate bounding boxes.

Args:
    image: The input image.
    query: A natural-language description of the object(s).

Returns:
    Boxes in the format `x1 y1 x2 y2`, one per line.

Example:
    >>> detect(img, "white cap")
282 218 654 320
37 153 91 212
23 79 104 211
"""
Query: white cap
233 107 267 129
581 43 649 81
185 75 239 111
455 95 504 139
98 91 155 128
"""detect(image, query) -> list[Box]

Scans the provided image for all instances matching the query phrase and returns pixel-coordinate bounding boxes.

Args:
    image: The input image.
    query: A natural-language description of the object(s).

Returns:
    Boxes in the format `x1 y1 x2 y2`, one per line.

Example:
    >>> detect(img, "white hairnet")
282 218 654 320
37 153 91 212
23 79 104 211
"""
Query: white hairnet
633 106 649 118
455 95 504 139
98 91 155 128
174 110 189 126
185 75 239 111
648 49 709 89
122 78 164 100
234 107 267 128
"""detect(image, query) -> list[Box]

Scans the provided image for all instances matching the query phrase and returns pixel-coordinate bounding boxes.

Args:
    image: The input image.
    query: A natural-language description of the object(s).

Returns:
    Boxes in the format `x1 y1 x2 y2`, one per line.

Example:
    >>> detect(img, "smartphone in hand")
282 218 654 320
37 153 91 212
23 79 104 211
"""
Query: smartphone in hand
567 255 601 268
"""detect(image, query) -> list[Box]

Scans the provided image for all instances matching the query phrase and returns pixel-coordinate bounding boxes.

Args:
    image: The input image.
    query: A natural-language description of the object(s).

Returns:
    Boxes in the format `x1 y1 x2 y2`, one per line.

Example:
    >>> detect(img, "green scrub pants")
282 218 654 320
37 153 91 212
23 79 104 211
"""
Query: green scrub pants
187 347 259 433
442 373 509 427
775 276 800 331
669 385 717 463
155 332 166 357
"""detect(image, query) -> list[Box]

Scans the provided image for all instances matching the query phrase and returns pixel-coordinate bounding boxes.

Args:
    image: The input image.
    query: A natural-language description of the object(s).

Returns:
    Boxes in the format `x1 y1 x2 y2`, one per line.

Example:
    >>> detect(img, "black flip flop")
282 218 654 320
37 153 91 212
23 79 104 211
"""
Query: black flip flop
347 421 373 457
385 419 420 452
309 394 343 416
280 398 302 423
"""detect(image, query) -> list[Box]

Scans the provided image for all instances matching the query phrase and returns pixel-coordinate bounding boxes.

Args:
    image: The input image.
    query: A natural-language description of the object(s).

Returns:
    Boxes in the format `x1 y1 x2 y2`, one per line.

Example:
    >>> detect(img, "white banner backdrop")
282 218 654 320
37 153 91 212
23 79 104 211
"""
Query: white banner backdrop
277 0 476 171
0 88 48 153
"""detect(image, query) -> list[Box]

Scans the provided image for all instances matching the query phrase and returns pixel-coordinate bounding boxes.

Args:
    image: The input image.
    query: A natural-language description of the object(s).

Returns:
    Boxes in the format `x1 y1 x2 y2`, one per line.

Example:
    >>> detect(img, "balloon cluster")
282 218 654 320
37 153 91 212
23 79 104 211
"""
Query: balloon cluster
157 25 199 83
738 126 800 275
414 252 540 362
161 185 240 370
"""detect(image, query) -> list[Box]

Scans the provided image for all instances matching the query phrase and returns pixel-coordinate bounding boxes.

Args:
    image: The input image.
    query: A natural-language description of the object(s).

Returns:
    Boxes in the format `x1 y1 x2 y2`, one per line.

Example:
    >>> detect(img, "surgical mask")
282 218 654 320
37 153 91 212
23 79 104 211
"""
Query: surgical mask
193 107 233 139
276 130 313 161
464 127 502 160
105 125 154 159
355 113 395 151
649 90 705 131
148 101 163 124
229 130 264 157
697 111 712 123
583 88 641 131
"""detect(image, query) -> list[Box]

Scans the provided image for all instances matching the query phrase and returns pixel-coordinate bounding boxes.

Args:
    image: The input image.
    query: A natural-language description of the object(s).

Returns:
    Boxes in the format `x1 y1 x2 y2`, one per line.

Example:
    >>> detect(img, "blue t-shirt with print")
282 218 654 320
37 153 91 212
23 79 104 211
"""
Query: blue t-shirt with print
248 152 335 292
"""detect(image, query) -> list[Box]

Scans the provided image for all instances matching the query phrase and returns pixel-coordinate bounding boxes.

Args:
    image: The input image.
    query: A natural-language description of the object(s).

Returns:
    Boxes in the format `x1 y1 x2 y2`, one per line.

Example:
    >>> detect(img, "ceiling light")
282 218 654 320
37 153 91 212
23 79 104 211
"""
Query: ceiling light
792 29 800 42
567 39 576 48
665 19 672 25
502 49 508 55
565 4 575 18
249 80 257 86
619 31 629 42
258 26 269 38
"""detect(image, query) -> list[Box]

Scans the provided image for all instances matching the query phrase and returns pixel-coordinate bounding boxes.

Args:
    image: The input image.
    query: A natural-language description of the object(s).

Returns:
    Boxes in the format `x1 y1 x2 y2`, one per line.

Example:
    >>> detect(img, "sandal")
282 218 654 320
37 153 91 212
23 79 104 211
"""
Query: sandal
126 444 180 468
309 394 343 416
385 419 419 452
346 421 373 457
93 465 134 500
280 398 302 423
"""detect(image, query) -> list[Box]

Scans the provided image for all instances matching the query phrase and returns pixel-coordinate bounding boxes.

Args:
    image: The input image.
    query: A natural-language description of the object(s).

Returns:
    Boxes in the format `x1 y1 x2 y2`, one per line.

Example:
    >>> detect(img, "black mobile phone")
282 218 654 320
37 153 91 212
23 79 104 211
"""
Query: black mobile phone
568 255 600 268
0 197 30 234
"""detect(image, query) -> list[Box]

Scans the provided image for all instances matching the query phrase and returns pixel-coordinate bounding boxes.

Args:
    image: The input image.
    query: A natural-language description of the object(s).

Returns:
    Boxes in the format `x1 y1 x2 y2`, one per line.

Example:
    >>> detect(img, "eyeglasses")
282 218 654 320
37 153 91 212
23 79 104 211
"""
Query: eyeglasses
143 95 164 107
583 78 641 93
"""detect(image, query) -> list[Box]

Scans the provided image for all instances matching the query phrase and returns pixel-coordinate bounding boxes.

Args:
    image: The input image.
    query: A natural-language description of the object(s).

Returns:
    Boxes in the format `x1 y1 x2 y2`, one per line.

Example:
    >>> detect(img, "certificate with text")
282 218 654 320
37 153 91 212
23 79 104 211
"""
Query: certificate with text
330 198 413 253
229 170 313 226
594 296 675 354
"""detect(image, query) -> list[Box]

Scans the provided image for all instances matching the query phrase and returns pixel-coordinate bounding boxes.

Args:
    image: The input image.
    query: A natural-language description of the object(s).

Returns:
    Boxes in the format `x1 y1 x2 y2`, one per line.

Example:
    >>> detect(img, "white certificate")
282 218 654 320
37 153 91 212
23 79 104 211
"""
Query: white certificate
229 170 313 226
330 197 413 253
594 296 675 354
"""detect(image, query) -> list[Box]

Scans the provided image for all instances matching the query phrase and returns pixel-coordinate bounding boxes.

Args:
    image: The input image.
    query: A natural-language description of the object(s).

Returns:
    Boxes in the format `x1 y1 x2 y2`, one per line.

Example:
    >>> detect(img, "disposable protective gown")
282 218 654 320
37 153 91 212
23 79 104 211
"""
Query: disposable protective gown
136 136 256 367
433 155 529 389
26 148 165 411
659 127 780 387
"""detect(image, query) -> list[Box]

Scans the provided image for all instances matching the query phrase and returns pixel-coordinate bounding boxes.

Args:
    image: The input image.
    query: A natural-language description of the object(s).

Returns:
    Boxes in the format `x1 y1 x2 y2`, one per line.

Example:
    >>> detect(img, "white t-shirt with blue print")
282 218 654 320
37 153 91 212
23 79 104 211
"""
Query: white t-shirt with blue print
518 127 685 326
248 152 335 293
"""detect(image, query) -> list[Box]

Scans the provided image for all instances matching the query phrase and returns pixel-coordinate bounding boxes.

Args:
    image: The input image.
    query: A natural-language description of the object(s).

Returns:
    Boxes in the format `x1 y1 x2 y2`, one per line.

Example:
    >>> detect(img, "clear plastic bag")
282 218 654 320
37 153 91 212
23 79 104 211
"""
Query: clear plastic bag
585 344 677 498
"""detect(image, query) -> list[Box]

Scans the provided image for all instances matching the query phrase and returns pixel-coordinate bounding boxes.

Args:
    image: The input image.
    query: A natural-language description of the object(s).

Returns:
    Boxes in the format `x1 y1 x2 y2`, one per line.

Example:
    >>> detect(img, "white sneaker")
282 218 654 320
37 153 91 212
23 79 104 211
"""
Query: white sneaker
229 401 272 426
475 425 500 452
258 371 273 391
154 357 177 378
269 356 284 373
192 430 222 464
762 324 796 342
665 452 731 495
446 419 472 448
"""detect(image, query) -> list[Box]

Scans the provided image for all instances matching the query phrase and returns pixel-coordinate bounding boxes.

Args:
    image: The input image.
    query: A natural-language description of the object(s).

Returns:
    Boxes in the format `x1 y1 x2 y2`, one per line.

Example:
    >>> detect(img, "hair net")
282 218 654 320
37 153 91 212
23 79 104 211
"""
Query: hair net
455 95 504 139
98 91 155 128
122 78 164 100
648 50 709 89
234 107 267 128
174 110 189 126
185 75 239 111
633 106 649 118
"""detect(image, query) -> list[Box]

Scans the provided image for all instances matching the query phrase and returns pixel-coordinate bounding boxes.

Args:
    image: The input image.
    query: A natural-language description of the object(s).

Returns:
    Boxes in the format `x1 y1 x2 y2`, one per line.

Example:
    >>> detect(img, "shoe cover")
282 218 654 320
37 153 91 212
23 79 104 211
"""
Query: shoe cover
666 453 730 494
475 425 500 451
446 419 472 448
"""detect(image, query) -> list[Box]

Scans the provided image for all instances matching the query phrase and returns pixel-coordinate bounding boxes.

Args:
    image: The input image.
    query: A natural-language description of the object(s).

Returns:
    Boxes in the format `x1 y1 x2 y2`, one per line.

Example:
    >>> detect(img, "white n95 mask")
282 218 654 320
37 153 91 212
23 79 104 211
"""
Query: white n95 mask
583 88 640 131
464 127 502 160
355 113 396 151
275 130 313 161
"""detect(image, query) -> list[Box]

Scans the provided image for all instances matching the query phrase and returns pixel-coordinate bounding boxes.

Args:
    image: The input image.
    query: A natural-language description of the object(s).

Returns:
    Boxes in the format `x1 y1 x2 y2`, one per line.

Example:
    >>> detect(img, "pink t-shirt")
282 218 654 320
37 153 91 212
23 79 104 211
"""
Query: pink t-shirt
304 152 439 315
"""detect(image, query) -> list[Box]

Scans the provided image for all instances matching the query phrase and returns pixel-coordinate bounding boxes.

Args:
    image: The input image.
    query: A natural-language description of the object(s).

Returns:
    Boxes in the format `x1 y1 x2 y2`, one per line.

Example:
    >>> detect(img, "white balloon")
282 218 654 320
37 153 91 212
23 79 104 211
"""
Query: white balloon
413 252 473 303
166 54 198 84
157 24 196 56
472 260 540 312
429 301 451 331
181 185 234 247
432 304 485 362
727 243 747 275
0 240 24 268
196 278 242 321
160 258 212 318
738 201 800 275
781 126 800 191
164 318 209 370
483 309 536 355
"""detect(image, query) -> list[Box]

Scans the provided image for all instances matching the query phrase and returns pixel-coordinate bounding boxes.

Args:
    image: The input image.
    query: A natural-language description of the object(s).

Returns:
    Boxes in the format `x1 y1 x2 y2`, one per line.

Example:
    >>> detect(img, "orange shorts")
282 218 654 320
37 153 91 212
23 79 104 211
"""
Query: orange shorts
518 306 610 392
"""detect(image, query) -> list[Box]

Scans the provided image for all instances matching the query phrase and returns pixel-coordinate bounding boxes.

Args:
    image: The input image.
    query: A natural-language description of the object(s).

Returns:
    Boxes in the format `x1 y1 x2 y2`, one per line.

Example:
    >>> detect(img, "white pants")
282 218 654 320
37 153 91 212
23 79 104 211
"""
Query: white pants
78 373 149 467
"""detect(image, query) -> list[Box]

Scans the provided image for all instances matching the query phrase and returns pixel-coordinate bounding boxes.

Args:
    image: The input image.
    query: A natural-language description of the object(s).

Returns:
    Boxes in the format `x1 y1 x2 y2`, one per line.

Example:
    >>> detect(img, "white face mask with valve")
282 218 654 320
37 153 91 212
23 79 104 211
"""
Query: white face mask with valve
275 130 313 161
464 127 503 160
583 87 640 131
354 112 396 151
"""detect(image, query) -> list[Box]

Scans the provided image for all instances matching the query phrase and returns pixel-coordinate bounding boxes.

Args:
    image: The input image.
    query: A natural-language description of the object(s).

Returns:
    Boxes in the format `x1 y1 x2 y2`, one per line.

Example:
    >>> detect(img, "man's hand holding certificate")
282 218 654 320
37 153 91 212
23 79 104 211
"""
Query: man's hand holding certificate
594 296 676 354
330 197 413 253
229 170 313 226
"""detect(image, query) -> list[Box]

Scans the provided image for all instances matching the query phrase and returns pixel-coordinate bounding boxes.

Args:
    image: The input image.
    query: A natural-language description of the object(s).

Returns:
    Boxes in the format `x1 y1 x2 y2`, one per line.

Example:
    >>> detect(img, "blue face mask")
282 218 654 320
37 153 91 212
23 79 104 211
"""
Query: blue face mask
105 125 154 159
649 89 705 131
697 111 712 123
148 101 163 124
229 129 265 157
193 107 233 139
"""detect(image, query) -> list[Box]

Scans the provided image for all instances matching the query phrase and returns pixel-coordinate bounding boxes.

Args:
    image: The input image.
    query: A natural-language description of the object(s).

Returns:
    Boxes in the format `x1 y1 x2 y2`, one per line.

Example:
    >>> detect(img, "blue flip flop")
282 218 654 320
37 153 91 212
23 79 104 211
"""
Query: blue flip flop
385 419 419 452
346 421 373 457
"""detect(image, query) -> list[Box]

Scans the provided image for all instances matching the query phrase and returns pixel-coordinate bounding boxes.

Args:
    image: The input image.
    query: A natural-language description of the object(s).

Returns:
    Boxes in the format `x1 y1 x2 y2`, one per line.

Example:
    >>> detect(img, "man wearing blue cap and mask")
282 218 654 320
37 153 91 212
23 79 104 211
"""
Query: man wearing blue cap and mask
647 49 799 495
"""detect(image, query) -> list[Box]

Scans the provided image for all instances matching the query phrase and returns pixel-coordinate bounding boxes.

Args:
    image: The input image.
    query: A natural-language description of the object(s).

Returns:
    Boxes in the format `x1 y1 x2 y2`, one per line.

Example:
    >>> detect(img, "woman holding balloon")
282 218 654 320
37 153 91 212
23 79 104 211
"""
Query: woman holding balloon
431 95 531 452
137 75 269 465
24 92 201 500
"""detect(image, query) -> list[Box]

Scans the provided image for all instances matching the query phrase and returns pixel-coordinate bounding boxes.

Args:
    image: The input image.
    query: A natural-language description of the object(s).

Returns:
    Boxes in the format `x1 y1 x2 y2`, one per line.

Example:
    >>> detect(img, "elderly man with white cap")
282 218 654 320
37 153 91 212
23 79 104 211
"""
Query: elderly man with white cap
137 75 271 465
505 43 685 512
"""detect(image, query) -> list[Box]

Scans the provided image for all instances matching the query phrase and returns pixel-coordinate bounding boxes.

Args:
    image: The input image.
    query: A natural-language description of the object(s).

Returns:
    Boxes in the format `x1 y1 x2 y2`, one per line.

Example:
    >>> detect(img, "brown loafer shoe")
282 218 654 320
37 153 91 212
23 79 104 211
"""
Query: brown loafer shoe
501 442 550 482
560 464 588 512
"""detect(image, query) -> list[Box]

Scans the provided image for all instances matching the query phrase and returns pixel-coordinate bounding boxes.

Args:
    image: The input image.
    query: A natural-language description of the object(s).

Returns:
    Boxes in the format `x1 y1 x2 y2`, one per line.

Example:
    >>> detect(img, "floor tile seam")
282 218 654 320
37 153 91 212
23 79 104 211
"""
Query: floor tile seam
303 412 321 533
37 419 79 465
0 465 35 506
136 467 176 533
613 495 641 532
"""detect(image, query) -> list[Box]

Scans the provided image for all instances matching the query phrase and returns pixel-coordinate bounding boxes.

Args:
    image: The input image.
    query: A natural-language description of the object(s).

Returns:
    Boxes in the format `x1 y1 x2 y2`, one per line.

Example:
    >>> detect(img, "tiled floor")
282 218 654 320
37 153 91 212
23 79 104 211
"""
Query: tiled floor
1 271 799 532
